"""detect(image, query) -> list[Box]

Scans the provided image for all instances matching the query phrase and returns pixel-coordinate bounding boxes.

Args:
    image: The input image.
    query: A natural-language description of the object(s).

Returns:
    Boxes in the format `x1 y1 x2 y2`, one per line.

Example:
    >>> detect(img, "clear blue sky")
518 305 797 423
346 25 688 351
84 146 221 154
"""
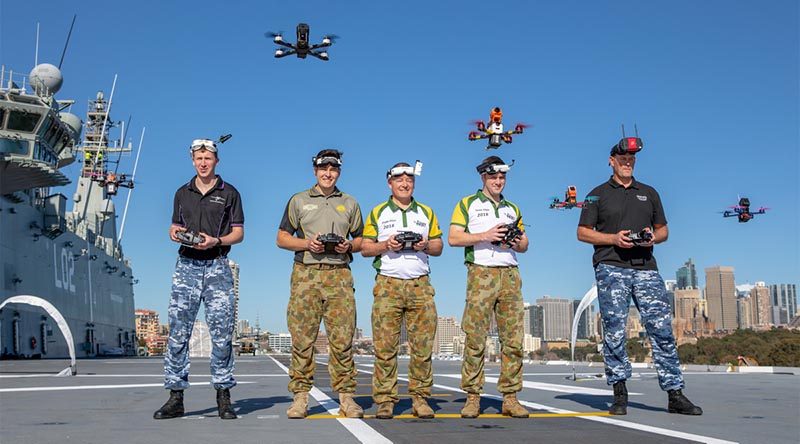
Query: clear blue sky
3 1 797 334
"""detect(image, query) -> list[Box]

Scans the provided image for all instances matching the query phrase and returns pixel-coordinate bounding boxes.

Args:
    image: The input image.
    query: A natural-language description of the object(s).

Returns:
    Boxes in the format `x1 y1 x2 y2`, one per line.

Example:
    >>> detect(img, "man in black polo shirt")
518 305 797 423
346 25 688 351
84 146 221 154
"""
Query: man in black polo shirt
154 138 244 421
577 136 701 416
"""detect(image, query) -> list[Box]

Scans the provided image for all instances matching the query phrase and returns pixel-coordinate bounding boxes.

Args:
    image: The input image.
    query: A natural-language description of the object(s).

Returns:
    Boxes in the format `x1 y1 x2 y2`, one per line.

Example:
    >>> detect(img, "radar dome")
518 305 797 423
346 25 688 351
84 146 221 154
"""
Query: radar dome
58 112 83 141
29 63 63 95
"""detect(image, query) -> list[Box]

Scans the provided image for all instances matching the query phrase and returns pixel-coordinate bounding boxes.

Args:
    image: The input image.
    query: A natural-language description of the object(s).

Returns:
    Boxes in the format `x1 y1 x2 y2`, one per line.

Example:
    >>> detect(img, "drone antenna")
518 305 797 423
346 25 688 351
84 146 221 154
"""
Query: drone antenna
58 14 77 69
621 123 626 138
634 123 639 138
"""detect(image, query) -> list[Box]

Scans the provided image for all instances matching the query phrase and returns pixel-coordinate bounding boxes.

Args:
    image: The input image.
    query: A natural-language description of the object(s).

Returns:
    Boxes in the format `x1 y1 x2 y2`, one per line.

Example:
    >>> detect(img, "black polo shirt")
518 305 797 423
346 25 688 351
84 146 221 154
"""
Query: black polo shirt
172 175 244 260
578 176 667 270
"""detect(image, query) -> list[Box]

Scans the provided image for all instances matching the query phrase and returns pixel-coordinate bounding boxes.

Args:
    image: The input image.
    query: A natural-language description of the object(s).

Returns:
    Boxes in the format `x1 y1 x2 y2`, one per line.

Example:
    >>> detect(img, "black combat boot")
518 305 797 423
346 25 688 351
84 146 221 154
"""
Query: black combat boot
668 389 703 415
217 388 237 419
609 381 628 415
153 390 184 419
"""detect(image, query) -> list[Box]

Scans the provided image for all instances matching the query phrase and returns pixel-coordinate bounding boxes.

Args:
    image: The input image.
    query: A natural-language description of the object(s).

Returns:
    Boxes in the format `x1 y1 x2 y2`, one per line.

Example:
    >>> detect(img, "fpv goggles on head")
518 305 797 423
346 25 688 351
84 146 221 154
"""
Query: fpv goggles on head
312 150 343 167
189 134 232 153
610 124 643 156
610 137 643 156
387 160 423 178
476 159 514 175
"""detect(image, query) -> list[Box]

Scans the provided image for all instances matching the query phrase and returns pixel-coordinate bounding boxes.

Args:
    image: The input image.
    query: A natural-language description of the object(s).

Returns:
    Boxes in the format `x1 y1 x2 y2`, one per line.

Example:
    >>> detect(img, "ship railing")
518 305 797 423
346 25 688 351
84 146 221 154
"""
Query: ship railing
0 66 29 94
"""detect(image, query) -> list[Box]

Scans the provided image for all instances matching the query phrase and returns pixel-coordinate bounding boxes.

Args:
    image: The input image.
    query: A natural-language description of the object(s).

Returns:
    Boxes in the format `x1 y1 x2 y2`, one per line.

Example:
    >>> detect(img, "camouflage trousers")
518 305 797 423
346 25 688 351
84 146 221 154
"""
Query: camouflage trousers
287 263 357 394
461 264 524 394
372 274 437 404
595 263 684 391
164 256 236 390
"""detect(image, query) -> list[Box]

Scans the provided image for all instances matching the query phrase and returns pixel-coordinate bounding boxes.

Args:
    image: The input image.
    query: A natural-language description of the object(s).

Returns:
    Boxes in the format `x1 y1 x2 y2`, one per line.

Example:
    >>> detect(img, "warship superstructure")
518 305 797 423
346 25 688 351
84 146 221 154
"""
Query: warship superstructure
0 63 136 359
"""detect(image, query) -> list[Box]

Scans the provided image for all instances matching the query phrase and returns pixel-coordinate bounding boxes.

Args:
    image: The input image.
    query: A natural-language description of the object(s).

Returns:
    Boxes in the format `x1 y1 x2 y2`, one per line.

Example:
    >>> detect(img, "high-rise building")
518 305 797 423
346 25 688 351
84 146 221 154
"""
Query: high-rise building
626 306 643 339
537 296 572 341
572 300 596 340
523 334 542 353
676 258 698 289
737 296 753 330
229 260 240 338
314 332 329 354
134 309 159 341
237 319 251 336
528 304 544 339
770 284 797 325
434 316 462 355
664 279 677 316
705 266 737 331
674 288 702 321
750 282 772 327
189 320 211 357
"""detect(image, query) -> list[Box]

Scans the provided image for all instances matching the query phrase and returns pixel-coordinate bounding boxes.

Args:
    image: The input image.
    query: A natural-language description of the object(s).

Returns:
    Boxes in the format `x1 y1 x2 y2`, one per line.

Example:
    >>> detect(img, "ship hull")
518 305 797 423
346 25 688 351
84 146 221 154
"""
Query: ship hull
0 196 136 359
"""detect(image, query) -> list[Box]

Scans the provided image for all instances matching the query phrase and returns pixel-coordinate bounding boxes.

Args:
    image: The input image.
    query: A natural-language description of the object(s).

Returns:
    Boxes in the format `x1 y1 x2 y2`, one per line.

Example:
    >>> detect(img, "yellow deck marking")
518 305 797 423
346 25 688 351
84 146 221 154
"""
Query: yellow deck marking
307 412 611 420
351 393 451 398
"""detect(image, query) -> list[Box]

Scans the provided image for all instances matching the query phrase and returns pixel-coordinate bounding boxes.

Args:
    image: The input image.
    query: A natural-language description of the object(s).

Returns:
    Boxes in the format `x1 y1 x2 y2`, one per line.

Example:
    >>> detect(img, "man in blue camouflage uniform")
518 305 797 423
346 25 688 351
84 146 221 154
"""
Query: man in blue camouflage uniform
154 138 245 420
578 135 701 416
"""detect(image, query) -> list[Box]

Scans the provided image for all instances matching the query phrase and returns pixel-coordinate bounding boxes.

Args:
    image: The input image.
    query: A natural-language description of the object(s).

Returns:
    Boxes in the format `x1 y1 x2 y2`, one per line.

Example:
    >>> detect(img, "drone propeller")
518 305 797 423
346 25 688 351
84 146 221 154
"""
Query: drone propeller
515 123 532 129
265 31 284 38
322 34 340 42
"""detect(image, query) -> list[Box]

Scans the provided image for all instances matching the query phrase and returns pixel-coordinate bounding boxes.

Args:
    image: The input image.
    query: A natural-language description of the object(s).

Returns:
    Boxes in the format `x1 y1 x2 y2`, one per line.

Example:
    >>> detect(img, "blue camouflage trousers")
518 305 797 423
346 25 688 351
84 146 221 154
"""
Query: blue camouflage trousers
164 256 236 390
595 263 684 391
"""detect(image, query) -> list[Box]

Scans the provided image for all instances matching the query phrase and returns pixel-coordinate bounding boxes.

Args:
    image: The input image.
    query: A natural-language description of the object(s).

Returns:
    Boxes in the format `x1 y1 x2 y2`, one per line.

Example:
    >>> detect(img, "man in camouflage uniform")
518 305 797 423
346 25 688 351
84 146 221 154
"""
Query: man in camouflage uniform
448 156 530 419
578 135 702 416
276 149 364 419
361 161 443 419
154 138 244 420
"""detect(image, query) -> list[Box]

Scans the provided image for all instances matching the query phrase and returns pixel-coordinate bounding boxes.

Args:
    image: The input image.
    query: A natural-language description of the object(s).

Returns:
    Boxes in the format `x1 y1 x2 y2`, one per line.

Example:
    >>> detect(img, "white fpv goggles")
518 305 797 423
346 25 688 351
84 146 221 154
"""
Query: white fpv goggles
190 139 217 153
189 134 231 154
387 160 423 178
312 152 343 167
476 159 514 175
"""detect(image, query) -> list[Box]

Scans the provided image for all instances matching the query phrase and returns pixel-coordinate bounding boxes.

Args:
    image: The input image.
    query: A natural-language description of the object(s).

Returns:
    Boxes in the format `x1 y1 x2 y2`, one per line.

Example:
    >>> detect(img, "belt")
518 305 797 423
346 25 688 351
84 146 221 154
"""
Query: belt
467 263 518 269
296 262 350 270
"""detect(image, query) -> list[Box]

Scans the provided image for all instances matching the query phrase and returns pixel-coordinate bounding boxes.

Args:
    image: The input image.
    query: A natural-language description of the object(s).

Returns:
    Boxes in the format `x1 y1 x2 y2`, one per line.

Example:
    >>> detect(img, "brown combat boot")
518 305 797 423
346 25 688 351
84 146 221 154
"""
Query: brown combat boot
375 401 394 419
502 393 530 418
460 393 481 418
338 393 364 418
286 392 309 419
411 395 434 419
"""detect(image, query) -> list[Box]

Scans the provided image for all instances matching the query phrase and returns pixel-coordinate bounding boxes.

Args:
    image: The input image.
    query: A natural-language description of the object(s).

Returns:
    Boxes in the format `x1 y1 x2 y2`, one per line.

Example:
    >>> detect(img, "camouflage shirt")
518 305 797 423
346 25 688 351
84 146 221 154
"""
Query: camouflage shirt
279 185 364 265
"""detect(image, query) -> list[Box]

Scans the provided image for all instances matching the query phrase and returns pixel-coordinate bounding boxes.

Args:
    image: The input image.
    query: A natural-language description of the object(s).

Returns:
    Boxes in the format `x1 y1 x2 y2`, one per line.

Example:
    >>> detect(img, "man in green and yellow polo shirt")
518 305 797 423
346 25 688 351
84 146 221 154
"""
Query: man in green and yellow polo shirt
361 161 443 419
276 149 364 419
448 155 530 419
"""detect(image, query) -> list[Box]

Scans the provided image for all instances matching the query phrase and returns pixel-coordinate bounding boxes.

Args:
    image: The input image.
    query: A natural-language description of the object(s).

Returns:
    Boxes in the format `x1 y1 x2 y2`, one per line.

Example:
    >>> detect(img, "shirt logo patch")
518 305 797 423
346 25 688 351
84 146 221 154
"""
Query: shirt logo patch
636 195 648 201
302 204 318 211
336 204 347 213
209 196 226 205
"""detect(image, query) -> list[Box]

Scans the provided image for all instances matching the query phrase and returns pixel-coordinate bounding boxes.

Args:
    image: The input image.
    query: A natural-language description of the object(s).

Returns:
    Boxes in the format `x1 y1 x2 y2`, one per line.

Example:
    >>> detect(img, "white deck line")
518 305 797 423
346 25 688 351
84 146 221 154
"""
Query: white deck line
268 355 391 444
0 381 253 393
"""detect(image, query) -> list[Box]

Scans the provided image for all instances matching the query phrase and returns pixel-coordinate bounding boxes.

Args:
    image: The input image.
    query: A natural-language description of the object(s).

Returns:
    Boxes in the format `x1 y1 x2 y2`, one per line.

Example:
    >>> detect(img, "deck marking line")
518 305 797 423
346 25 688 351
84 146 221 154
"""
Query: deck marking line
439 374 642 396
268 355 392 444
0 381 253 393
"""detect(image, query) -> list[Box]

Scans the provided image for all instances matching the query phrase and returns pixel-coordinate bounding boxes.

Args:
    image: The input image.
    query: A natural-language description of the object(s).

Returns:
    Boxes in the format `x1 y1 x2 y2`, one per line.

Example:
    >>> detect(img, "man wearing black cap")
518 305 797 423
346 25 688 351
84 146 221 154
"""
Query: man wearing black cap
448 156 531 419
154 138 244 420
277 149 365 419
577 136 702 416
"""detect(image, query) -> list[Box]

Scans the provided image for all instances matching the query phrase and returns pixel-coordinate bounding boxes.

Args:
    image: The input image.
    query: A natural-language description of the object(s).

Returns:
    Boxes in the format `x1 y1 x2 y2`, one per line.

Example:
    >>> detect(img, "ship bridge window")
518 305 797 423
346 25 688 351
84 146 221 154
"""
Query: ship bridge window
33 142 57 164
0 138 29 155
6 110 42 132
37 117 54 139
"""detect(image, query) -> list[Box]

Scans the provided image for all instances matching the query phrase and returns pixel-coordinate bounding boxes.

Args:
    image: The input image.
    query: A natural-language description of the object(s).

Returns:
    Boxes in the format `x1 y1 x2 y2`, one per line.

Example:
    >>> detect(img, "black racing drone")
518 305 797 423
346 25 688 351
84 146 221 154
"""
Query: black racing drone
267 23 337 61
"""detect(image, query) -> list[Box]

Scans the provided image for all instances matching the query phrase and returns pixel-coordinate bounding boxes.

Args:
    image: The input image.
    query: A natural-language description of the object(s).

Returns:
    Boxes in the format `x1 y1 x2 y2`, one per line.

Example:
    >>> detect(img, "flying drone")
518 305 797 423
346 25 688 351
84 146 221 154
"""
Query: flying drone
720 197 769 223
468 107 529 150
267 23 337 61
549 186 598 210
